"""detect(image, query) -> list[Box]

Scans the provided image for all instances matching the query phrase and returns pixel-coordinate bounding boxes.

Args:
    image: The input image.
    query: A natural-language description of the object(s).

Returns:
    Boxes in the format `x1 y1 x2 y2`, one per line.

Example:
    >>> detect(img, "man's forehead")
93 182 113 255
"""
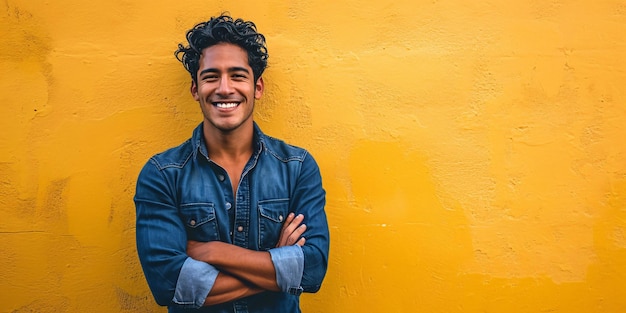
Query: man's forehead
198 43 250 69
200 43 248 58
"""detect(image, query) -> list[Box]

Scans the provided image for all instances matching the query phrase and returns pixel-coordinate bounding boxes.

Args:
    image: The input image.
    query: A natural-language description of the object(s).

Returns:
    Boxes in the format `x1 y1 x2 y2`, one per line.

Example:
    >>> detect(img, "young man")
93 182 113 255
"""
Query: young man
134 14 330 312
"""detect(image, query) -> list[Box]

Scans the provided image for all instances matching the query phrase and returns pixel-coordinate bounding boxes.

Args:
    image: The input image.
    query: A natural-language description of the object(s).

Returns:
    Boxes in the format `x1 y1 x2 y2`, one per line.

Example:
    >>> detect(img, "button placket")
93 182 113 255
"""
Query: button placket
232 172 250 248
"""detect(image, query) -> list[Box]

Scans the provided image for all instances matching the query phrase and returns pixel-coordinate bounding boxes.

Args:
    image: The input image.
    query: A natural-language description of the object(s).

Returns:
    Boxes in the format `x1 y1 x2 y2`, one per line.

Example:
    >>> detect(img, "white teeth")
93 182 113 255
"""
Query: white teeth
215 102 238 108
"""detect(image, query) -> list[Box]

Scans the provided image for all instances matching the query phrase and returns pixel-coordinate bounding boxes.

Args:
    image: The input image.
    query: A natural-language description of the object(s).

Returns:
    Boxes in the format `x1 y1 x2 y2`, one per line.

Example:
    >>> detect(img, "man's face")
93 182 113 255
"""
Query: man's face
191 43 263 134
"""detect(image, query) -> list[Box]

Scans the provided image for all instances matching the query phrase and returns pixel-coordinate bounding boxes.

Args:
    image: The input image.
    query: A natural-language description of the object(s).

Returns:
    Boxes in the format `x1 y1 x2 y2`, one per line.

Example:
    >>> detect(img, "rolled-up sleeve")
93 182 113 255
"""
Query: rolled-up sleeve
269 245 304 294
173 257 219 308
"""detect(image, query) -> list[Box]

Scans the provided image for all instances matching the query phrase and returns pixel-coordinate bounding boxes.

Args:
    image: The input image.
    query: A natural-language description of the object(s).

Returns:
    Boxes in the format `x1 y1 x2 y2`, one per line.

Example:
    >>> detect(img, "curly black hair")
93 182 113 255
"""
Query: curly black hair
175 14 268 83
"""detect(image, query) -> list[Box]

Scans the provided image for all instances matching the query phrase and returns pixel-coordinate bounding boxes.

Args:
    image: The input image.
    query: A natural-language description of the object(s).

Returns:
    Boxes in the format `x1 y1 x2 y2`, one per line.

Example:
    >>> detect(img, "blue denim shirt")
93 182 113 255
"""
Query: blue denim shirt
135 122 329 313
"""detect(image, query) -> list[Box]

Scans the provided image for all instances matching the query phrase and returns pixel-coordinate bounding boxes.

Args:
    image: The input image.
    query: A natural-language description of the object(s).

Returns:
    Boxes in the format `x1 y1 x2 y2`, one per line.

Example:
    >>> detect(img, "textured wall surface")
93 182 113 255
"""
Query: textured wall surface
1 1 625 312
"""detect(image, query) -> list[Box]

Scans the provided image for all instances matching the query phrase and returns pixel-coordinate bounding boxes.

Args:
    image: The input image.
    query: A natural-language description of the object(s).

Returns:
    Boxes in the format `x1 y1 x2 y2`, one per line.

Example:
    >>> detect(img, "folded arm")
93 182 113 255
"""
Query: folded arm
202 272 264 306
188 213 307 306
195 153 331 303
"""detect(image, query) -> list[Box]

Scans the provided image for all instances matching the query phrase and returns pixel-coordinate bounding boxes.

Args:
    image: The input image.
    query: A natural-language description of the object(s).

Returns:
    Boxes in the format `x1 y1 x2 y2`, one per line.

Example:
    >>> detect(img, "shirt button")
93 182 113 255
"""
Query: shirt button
189 219 196 226
237 226 244 232
279 215 284 222
218 174 225 181
225 202 231 210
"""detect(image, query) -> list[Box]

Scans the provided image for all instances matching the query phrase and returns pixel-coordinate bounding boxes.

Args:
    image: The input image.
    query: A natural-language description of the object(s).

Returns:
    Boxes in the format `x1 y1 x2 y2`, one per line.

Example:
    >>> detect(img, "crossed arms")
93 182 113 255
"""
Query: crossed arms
187 213 307 306
135 153 329 308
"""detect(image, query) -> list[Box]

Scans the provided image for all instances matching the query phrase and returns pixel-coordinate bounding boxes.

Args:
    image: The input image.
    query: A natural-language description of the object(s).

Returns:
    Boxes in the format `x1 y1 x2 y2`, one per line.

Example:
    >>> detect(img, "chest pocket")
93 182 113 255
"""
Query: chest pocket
258 199 290 250
180 203 220 242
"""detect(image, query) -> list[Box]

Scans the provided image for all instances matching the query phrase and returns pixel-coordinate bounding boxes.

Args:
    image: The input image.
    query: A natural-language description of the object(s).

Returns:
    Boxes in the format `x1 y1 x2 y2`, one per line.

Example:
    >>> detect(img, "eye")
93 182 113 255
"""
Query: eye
201 74 218 82
232 73 248 81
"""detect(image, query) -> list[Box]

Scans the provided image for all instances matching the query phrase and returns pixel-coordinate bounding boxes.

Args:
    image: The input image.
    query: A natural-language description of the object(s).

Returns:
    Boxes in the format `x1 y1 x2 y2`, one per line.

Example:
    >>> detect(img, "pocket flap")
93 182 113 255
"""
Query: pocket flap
259 199 289 223
180 203 216 228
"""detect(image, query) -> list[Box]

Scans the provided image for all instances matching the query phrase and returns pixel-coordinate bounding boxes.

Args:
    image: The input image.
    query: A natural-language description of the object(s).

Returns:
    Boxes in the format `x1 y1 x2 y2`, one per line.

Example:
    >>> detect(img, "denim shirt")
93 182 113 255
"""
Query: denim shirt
135 122 329 313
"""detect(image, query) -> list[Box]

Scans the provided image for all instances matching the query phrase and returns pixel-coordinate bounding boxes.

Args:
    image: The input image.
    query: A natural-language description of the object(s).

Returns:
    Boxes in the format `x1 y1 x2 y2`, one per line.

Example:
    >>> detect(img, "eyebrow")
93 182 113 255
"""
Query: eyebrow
198 67 251 76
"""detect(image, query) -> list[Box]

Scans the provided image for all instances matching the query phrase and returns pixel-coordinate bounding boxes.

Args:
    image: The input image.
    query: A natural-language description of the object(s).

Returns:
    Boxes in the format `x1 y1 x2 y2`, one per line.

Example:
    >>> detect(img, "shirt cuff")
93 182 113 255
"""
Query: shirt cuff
268 245 304 295
172 257 219 308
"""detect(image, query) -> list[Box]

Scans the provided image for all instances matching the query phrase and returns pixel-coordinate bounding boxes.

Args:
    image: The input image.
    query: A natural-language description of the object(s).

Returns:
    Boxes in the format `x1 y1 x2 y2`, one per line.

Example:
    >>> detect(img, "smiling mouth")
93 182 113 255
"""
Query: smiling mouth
214 102 239 109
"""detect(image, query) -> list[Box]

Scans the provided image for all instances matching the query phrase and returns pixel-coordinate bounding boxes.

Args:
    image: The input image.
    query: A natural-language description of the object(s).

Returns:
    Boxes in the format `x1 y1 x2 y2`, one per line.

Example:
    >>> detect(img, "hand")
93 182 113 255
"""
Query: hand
276 213 306 247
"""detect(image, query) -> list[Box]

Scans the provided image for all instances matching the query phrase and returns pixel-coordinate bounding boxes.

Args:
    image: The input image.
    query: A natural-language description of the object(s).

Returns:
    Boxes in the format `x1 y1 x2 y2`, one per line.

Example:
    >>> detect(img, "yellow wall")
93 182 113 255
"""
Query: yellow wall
2 1 625 312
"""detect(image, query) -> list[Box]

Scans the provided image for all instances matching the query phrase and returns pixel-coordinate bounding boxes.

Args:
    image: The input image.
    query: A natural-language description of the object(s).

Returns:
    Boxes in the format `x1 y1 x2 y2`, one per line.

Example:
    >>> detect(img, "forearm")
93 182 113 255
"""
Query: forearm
203 272 265 306
189 241 280 291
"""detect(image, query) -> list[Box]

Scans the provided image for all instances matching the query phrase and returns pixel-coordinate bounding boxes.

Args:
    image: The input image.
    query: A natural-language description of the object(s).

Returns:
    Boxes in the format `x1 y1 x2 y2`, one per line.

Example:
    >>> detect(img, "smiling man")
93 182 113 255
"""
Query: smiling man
134 14 330 313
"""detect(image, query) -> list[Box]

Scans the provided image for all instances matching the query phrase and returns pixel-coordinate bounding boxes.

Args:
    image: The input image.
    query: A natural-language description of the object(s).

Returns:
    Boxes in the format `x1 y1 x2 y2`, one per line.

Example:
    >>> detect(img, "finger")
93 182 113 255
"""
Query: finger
283 212 296 225
276 213 296 247
285 224 306 246
279 213 295 235
291 223 307 240
278 214 304 243
277 213 307 247
289 214 304 227
280 213 300 235
296 237 306 247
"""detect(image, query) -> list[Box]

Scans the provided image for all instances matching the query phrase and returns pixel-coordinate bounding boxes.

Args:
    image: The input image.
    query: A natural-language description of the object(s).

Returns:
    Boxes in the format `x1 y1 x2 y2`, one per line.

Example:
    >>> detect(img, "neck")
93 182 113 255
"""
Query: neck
203 121 254 161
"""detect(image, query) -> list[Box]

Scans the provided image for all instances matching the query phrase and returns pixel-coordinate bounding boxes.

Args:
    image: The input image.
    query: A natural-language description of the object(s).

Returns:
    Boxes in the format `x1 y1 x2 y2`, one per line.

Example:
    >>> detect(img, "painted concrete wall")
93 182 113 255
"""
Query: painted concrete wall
2 1 625 312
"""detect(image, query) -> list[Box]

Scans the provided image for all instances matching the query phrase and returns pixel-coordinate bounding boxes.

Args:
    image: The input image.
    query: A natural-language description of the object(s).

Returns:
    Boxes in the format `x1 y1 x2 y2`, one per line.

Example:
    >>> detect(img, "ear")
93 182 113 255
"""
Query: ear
191 80 199 101
255 77 264 99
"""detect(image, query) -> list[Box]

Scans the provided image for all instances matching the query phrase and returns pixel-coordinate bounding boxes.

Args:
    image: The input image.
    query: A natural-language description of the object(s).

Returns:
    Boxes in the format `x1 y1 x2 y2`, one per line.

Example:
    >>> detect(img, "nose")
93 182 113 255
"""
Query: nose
216 76 234 96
